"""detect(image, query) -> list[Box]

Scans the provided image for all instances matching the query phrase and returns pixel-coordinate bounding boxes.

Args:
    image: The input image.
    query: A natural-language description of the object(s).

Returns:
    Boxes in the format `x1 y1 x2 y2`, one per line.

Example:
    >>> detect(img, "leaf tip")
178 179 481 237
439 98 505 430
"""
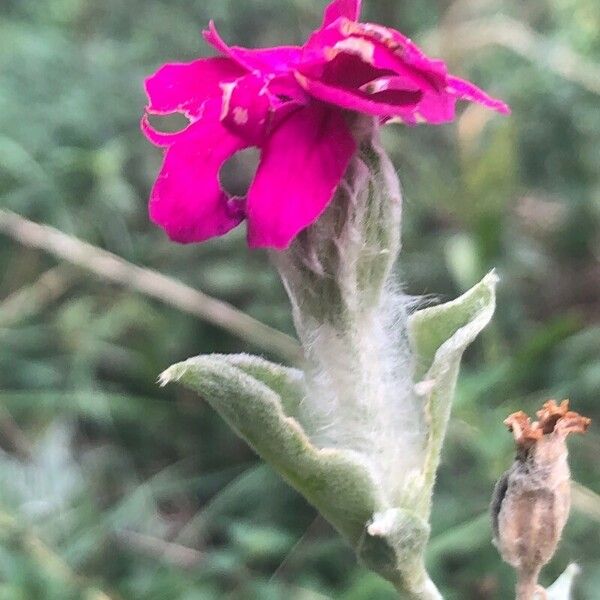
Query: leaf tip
158 362 184 387
483 268 500 288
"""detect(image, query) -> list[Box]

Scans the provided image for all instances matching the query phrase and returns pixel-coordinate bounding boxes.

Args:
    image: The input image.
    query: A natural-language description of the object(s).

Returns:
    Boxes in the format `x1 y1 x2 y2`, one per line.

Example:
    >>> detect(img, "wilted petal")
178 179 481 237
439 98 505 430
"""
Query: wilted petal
145 57 244 117
446 75 510 115
321 0 361 28
247 103 355 249
203 21 302 73
149 102 250 243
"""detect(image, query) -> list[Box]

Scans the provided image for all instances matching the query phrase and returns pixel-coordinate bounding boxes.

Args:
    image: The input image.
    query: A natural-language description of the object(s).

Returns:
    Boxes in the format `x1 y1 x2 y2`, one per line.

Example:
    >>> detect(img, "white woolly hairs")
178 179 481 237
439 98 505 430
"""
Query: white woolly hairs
274 125 428 507
296 281 425 506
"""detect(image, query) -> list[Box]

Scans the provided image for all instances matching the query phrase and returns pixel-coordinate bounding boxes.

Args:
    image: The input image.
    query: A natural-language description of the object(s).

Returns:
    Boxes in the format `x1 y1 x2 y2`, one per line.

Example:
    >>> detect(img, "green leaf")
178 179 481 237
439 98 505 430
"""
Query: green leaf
211 354 305 419
409 271 498 380
159 354 382 546
408 272 498 510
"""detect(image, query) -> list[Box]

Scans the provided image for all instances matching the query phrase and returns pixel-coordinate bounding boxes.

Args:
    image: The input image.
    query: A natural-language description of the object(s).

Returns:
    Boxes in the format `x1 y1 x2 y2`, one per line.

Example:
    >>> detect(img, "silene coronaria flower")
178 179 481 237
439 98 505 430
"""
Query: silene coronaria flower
142 0 510 249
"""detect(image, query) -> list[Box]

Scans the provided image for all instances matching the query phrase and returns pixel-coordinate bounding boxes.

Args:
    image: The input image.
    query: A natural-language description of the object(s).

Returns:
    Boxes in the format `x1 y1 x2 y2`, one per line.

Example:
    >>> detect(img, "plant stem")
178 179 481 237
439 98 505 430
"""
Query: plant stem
516 567 543 600
394 574 443 600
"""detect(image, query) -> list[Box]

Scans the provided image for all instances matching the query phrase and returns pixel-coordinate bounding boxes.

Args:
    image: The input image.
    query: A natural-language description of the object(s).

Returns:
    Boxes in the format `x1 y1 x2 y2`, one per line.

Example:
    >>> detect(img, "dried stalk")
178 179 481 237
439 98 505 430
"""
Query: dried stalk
0 265 73 327
0 209 301 362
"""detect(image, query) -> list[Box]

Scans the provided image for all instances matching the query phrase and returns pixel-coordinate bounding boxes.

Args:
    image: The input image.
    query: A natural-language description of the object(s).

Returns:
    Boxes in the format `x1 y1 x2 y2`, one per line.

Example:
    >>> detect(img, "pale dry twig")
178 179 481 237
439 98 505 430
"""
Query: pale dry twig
0 209 302 362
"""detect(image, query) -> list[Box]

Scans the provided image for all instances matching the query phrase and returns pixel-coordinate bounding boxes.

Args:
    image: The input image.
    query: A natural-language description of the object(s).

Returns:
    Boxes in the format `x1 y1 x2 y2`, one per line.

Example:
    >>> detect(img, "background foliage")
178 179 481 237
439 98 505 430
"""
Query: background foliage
0 0 598 598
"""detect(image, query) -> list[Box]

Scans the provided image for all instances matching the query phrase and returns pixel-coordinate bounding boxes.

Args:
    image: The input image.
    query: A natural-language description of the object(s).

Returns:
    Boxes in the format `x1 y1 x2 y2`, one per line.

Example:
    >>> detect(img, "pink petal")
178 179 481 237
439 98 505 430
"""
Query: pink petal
203 22 302 74
363 76 454 124
266 73 310 103
321 0 361 28
300 50 394 89
385 98 455 126
220 74 272 145
149 102 250 244
144 57 244 117
412 91 456 124
300 17 510 123
343 21 448 82
295 71 422 118
297 43 425 118
269 98 307 131
368 43 445 93
247 103 356 249
141 114 194 147
343 24 511 116
303 25 444 96
446 75 511 115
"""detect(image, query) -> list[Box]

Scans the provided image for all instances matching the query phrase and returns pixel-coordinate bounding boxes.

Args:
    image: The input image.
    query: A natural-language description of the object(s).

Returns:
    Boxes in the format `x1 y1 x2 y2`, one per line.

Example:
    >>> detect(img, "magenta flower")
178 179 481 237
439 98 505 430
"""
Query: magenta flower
143 0 509 249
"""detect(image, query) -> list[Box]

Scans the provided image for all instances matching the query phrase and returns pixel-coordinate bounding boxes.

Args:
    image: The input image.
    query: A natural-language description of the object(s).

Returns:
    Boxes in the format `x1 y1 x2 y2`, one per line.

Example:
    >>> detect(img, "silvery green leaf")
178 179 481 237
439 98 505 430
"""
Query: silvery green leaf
160 354 383 546
210 354 306 419
408 271 498 511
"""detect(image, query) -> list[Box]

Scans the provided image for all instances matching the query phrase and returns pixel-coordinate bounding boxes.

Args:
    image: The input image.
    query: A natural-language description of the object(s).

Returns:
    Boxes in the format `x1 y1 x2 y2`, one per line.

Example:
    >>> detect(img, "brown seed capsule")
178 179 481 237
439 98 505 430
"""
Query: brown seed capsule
491 400 590 600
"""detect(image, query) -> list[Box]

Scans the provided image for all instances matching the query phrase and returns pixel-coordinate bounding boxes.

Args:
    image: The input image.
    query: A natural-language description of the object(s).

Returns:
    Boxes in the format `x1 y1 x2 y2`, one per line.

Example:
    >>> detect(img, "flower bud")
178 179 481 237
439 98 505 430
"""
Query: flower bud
272 115 402 325
491 400 590 599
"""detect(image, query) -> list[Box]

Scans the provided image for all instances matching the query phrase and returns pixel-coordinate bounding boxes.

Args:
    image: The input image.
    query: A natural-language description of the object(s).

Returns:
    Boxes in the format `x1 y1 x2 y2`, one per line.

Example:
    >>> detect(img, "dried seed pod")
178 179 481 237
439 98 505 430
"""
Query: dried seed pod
491 400 590 600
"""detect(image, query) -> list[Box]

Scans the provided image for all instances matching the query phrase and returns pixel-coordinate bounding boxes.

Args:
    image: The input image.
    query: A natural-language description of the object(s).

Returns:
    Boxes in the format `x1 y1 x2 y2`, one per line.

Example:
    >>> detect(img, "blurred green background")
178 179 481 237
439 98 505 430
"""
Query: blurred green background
0 0 599 598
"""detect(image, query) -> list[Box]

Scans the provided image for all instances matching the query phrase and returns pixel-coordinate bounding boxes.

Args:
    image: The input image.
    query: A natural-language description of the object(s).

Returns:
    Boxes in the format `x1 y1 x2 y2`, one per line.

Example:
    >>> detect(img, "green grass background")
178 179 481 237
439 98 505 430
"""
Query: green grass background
0 0 598 598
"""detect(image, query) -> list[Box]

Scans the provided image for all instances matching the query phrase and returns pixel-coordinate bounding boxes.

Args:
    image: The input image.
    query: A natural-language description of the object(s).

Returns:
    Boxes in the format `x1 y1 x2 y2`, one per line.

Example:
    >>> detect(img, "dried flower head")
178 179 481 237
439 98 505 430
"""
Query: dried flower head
491 400 590 600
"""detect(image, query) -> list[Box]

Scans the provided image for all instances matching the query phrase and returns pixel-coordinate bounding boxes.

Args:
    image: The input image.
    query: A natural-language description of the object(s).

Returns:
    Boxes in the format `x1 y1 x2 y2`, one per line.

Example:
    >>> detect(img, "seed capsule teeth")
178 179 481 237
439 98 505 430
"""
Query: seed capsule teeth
504 411 542 448
493 400 590 599
505 399 590 447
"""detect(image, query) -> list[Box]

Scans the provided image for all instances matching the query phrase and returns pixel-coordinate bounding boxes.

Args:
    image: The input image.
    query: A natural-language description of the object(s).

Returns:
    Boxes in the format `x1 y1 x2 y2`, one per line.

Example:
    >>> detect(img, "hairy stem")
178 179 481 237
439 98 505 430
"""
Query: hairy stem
394 574 443 600
516 567 543 600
